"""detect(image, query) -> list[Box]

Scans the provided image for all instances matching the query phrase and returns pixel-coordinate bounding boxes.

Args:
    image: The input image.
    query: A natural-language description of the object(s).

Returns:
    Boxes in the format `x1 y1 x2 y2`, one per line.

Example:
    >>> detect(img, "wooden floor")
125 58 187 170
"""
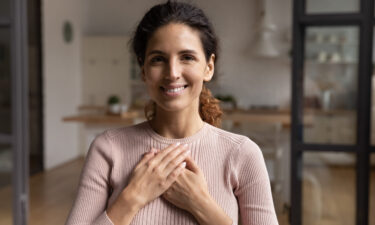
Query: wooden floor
3 157 375 225
0 157 84 225
303 165 375 225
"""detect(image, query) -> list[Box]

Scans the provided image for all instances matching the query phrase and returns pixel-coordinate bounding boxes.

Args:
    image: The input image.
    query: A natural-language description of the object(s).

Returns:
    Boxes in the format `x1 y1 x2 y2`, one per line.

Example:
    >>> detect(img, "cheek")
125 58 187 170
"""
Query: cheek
184 66 206 81
145 81 159 96
143 70 161 89
144 68 160 81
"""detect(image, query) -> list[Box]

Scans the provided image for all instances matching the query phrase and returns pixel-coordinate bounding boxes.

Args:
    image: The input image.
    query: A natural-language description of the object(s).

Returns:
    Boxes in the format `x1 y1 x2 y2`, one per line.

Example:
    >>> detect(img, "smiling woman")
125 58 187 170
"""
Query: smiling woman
141 23 216 129
65 1 278 225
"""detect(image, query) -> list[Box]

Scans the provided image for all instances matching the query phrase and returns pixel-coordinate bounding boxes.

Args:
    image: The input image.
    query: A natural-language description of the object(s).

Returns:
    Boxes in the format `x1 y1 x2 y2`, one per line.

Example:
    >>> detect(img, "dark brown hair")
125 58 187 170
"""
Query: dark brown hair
131 1 222 127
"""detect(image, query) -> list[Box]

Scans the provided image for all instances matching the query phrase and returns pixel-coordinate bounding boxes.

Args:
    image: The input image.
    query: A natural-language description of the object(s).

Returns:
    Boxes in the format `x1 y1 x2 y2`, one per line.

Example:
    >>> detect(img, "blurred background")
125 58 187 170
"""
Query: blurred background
1 0 375 224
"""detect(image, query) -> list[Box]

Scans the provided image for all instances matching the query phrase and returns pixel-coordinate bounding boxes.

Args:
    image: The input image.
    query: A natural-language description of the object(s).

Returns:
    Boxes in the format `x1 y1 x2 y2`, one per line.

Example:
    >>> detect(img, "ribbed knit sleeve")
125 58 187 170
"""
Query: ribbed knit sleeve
65 132 114 225
231 137 279 225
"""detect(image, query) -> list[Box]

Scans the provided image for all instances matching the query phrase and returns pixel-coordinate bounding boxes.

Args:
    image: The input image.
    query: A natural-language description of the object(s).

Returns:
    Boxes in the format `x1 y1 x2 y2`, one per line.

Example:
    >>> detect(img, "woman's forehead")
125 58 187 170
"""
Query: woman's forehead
146 23 204 55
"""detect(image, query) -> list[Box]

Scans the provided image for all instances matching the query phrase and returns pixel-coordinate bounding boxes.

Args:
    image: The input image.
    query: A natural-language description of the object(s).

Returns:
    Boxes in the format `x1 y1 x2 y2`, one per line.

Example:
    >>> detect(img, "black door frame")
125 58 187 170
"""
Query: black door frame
291 0 374 224
11 0 29 224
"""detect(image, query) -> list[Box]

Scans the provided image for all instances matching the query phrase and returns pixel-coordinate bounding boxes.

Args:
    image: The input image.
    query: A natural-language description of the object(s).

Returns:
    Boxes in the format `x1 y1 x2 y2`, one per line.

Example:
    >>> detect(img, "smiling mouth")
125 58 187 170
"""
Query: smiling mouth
160 85 188 93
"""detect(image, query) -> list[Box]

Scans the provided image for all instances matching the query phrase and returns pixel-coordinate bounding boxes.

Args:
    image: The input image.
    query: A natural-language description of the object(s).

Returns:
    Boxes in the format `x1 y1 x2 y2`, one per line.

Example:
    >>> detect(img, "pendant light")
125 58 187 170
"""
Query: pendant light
252 0 280 57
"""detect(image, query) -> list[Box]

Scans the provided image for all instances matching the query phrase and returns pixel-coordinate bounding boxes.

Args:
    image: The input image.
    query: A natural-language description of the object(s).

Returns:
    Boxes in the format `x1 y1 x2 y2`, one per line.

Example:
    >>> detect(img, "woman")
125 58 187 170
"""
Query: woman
66 1 278 225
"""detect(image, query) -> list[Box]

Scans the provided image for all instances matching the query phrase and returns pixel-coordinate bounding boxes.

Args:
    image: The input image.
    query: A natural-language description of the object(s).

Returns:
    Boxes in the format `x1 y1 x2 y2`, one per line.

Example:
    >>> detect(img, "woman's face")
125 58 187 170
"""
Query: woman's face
142 23 215 114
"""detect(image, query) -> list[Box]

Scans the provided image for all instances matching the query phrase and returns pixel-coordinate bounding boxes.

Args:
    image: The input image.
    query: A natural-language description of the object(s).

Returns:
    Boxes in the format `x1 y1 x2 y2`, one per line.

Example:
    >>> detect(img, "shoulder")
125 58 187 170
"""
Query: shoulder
87 121 149 155
206 123 260 153
206 124 264 168
98 121 149 142
206 123 247 145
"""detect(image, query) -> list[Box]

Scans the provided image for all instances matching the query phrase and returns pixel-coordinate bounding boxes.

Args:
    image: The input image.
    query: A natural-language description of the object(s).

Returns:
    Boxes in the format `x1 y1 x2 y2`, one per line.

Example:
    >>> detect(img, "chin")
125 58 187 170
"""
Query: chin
154 100 196 114
157 103 186 112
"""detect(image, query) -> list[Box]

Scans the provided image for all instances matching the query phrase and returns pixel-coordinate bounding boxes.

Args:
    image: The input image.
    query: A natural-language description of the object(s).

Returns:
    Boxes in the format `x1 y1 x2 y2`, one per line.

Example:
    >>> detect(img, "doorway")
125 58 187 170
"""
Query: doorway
291 0 374 224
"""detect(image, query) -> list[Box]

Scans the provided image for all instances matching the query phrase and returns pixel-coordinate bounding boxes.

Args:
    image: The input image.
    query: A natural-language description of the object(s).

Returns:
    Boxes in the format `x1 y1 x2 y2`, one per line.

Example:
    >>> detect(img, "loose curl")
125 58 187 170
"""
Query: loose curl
132 0 222 127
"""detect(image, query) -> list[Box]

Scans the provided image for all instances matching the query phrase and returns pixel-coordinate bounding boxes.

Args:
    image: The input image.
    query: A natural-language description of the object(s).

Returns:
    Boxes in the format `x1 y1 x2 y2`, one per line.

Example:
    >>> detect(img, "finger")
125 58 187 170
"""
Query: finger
159 144 188 169
152 143 182 162
137 148 157 167
184 156 200 173
142 148 155 157
163 147 190 175
165 161 186 186
146 143 184 170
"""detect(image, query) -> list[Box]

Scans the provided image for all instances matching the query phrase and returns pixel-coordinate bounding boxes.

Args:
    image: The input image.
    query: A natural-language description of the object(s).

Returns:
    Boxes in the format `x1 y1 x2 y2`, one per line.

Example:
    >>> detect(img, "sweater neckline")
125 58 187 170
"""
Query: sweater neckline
143 120 209 144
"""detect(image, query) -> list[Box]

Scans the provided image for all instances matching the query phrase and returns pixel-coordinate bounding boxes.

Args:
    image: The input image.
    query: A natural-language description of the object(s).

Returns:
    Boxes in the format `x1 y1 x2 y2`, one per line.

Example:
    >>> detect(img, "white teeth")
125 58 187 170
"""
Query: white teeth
165 86 185 93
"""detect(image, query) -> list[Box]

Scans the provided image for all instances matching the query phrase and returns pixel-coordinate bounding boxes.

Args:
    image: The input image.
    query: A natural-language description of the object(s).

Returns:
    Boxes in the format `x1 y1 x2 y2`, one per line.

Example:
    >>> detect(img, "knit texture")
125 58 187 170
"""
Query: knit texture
65 121 278 225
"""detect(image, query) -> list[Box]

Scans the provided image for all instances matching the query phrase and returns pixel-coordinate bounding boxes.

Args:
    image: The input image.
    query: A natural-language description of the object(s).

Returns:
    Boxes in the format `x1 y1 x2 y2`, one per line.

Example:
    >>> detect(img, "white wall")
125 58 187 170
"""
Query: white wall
42 0 83 170
81 36 132 106
81 0 292 109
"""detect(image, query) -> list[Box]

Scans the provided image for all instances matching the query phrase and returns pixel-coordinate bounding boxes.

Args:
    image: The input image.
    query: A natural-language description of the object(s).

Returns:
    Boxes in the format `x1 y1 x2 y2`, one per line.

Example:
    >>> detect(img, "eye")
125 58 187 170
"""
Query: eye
181 54 196 61
150 55 165 64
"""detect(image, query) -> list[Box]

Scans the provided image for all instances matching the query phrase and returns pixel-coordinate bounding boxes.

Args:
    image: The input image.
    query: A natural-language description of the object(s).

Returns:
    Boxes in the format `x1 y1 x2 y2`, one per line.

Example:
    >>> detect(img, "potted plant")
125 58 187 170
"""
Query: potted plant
215 94 237 110
107 95 121 114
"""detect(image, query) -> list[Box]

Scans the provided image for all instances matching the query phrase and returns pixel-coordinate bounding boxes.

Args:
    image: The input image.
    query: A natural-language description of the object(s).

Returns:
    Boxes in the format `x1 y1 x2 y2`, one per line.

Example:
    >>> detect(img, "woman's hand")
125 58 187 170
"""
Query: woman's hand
126 143 190 207
107 143 189 224
161 155 210 212
162 155 233 225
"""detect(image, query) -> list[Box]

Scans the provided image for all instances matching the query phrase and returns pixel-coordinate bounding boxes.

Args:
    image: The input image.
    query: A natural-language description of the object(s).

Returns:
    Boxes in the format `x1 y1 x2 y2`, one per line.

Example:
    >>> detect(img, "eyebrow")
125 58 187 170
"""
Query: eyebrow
147 49 198 56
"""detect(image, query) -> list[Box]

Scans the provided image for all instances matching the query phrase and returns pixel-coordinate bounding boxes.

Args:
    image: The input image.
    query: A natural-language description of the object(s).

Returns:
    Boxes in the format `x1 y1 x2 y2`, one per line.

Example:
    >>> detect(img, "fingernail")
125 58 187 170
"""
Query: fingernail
183 143 188 148
185 150 191 155
181 162 186 168
149 148 155 153
175 142 181 146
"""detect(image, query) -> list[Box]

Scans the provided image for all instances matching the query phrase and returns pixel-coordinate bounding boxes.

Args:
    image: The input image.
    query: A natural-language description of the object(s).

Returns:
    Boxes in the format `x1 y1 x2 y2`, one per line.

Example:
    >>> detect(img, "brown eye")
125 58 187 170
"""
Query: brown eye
181 54 195 61
150 56 165 64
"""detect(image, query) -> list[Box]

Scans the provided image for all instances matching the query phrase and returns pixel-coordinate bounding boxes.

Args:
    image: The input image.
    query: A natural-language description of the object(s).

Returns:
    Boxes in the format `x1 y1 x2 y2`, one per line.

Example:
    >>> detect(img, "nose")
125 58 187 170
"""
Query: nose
164 58 181 81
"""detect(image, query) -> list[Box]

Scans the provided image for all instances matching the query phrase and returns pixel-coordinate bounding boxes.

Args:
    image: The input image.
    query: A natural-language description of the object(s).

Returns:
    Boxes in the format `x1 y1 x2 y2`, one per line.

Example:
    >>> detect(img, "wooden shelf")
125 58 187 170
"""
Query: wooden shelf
62 111 143 125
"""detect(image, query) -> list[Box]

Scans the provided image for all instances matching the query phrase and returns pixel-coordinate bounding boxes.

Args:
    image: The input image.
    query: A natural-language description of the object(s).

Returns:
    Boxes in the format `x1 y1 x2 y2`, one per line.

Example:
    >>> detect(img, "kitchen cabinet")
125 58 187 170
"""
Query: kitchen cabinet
304 110 356 145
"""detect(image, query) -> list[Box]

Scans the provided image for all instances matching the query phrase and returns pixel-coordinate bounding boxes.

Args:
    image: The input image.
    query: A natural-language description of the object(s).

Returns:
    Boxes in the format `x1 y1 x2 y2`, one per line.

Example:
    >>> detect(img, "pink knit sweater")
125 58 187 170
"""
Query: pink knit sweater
66 121 278 225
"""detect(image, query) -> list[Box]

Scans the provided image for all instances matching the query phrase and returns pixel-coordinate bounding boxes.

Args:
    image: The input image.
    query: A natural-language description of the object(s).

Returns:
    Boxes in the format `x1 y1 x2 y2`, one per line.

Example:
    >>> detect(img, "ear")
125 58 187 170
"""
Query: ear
203 54 215 82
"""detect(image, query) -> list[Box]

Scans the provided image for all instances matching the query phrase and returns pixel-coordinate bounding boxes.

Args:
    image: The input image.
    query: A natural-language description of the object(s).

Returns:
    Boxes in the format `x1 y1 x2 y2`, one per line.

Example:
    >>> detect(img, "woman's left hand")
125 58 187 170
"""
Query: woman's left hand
155 149 233 225
161 154 211 213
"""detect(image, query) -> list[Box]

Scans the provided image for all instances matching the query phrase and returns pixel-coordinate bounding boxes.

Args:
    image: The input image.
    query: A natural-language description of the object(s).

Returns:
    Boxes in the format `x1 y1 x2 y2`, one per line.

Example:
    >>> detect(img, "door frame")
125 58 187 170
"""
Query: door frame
291 0 374 224
11 0 29 224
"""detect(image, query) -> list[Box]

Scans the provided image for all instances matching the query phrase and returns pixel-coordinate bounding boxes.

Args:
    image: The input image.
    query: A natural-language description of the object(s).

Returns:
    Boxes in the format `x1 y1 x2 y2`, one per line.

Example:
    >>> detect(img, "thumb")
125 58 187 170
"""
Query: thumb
184 156 200 173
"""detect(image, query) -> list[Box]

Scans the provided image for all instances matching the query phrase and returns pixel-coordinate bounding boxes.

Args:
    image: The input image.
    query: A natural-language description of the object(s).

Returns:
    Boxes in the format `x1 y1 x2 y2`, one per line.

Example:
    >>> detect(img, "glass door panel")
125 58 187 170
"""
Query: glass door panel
303 26 358 145
303 152 356 225
306 0 359 14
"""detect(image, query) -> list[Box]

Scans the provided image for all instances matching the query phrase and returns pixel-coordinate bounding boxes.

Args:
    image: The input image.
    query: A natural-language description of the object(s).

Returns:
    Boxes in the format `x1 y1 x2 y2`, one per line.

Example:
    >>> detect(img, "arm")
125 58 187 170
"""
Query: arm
66 132 150 225
106 186 142 225
232 138 279 225
66 136 189 225
188 192 233 225
65 132 115 225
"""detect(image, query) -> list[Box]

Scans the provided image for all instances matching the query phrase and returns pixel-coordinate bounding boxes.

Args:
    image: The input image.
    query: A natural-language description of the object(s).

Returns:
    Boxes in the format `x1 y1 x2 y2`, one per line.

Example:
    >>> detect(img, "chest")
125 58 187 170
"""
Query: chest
107 140 238 219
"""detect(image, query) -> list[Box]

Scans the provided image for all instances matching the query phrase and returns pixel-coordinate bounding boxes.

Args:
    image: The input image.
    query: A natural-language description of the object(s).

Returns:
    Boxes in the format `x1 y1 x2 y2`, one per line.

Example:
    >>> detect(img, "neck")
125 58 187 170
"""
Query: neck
149 107 204 139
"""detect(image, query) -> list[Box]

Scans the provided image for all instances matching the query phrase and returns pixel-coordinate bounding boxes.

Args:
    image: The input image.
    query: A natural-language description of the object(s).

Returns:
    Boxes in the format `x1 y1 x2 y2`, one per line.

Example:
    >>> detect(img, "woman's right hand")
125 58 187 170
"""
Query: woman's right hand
107 143 189 224
126 142 189 207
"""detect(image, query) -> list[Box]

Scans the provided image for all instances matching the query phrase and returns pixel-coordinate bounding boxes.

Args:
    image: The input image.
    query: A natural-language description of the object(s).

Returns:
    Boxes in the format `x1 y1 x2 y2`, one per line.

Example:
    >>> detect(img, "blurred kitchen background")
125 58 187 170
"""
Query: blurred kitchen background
2 0 375 224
